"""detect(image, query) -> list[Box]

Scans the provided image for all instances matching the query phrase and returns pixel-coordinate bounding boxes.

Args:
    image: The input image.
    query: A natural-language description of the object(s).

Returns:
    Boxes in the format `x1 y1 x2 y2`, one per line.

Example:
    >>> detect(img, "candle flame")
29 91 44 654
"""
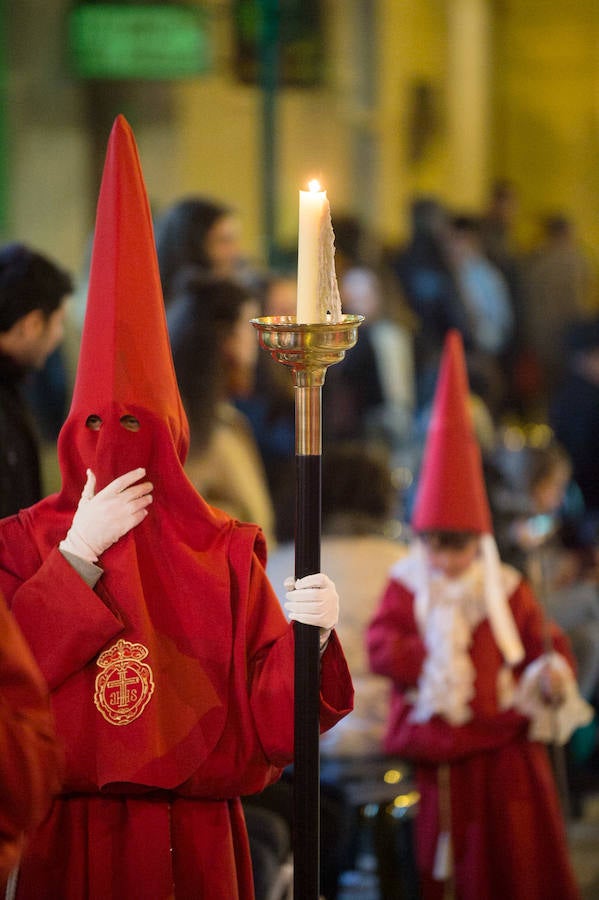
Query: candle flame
308 179 322 193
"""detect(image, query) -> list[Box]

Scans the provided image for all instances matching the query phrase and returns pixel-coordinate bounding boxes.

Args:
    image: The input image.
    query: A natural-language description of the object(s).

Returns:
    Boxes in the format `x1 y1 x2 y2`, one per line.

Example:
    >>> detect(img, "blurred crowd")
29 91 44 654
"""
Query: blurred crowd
3 176 599 897
10 179 599 553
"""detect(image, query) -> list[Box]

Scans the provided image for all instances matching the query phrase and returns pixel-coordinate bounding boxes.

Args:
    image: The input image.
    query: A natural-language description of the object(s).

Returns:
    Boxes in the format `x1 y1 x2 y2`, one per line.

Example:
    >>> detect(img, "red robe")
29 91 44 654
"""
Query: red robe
0 509 353 900
367 565 579 900
0 593 60 887
0 117 354 899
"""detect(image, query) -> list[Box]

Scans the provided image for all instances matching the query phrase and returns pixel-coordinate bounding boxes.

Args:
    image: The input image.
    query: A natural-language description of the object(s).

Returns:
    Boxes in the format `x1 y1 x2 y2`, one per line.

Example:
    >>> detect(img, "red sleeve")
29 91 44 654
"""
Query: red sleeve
367 578 426 687
510 577 578 674
8 548 124 691
319 631 354 731
0 515 124 690
245 555 353 766
0 594 61 881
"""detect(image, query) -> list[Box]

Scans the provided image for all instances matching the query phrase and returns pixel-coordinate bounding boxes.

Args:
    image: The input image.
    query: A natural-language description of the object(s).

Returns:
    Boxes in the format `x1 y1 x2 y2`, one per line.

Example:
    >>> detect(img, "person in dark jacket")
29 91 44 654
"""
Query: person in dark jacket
0 244 72 517
392 196 471 407
550 317 599 542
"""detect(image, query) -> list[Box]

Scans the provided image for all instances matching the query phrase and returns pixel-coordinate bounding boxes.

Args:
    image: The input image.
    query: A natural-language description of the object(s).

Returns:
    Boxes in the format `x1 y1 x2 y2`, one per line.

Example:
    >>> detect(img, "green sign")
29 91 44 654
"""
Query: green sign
68 4 210 80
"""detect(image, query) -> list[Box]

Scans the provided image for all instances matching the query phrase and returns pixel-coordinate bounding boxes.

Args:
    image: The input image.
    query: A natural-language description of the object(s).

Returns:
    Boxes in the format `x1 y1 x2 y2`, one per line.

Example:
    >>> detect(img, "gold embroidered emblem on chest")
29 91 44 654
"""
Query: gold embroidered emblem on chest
94 638 155 725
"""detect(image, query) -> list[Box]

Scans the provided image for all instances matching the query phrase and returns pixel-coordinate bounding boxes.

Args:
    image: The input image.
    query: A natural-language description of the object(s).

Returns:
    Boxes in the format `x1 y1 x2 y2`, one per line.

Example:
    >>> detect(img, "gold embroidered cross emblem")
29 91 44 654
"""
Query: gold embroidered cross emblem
94 638 155 726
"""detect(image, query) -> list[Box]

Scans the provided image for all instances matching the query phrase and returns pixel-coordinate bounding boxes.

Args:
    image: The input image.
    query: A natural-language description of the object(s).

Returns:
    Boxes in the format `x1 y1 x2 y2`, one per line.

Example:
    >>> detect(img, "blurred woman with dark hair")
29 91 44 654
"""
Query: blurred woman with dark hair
168 270 276 546
155 196 260 305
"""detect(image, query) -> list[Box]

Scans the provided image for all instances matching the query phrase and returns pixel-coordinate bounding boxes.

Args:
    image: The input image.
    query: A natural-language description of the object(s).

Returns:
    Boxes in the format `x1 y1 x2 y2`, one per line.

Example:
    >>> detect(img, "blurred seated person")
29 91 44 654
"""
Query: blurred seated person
168 270 276 547
492 440 599 705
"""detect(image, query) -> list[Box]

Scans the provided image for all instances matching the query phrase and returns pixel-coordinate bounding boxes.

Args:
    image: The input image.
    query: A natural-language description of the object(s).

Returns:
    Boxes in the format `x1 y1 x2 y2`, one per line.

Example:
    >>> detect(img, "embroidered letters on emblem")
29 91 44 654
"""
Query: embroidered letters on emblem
94 639 155 726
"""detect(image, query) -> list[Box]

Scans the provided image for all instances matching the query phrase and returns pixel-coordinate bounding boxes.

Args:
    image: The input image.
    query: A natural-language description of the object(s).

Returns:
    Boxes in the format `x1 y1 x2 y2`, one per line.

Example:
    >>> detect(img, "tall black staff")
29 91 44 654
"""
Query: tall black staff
251 315 362 898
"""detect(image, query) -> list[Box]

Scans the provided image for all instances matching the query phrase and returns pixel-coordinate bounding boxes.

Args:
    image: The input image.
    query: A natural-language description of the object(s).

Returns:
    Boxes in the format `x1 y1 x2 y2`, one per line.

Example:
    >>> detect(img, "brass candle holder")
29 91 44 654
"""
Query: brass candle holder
251 313 362 900
252 314 363 456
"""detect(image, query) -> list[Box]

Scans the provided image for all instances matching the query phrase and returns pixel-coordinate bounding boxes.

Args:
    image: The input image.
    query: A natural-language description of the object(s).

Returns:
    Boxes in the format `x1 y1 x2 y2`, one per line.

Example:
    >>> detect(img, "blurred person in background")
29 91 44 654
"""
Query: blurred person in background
155 195 264 305
446 213 514 418
338 266 416 456
492 441 599 708
324 213 417 452
520 214 597 414
168 269 277 547
391 196 471 409
235 272 297 543
24 347 68 445
323 279 385 446
551 317 599 543
0 244 72 516
478 179 532 417
479 179 522 298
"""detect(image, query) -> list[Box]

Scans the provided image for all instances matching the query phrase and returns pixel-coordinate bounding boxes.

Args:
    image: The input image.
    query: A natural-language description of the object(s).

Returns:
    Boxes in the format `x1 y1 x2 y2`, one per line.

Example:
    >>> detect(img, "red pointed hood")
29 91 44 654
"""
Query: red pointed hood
57 115 189 500
19 116 258 791
412 329 492 534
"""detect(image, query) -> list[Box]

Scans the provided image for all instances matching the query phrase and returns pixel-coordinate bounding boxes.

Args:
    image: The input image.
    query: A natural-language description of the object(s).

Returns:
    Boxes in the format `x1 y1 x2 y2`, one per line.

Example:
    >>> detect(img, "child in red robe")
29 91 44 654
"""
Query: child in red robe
0 117 353 899
367 330 592 899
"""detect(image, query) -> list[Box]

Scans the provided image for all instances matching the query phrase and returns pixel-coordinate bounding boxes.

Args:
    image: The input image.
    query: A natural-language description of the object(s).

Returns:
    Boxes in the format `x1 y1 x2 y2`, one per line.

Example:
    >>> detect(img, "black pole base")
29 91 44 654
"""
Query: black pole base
293 453 321 900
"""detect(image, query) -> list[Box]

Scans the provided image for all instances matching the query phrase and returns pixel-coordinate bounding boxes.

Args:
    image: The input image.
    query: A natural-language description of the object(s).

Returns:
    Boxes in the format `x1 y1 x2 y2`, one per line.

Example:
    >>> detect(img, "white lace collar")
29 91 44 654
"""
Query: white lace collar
392 538 524 665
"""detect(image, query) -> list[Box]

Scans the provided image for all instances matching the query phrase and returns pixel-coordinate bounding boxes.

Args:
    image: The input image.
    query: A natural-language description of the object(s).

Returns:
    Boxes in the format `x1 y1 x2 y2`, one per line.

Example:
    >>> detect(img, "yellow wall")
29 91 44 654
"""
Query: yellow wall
493 0 599 254
377 0 450 242
377 0 493 241
52 2 359 269
6 0 599 274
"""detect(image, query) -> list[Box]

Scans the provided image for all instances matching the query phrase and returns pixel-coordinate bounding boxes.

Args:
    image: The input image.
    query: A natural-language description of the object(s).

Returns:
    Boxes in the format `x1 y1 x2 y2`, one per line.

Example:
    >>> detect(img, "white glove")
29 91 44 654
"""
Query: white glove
284 573 339 633
60 468 153 562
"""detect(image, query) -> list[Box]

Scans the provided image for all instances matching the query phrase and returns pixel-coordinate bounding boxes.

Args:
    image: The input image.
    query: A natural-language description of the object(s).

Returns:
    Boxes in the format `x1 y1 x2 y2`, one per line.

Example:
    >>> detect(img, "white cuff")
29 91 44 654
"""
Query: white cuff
513 652 595 745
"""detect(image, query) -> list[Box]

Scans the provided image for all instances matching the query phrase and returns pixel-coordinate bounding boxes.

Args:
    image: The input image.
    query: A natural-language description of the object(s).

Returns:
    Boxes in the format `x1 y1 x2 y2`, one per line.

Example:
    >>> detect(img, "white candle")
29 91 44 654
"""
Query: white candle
296 180 328 323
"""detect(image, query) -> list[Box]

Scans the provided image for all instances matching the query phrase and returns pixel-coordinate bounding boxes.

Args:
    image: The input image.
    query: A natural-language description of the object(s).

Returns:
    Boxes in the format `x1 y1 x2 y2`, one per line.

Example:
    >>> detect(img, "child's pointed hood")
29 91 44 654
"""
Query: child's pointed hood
412 329 492 534
411 330 524 667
